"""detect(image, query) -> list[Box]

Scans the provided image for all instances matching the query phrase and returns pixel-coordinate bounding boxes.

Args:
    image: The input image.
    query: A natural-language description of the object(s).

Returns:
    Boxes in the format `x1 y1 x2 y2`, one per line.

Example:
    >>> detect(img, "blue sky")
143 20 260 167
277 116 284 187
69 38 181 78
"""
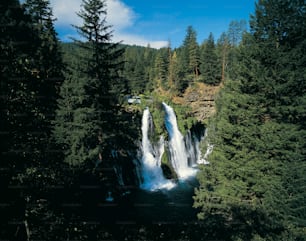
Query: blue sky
50 0 256 48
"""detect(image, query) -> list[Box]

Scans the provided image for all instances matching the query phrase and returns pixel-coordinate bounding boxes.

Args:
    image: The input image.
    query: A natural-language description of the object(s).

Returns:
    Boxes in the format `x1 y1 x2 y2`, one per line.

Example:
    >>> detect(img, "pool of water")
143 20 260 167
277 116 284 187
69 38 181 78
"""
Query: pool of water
83 177 199 225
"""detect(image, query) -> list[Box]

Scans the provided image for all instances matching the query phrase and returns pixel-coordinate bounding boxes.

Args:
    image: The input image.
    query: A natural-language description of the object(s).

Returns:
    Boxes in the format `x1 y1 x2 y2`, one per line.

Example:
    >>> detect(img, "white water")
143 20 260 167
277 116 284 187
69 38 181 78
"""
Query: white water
140 108 175 191
197 129 213 165
162 102 197 179
185 130 203 167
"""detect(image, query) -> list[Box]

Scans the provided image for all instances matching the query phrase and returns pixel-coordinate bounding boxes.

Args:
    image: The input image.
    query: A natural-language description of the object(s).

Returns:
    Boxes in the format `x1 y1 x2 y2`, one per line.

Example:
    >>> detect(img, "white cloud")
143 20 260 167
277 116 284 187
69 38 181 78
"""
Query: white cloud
107 0 135 30
51 0 82 26
50 0 167 48
114 33 168 49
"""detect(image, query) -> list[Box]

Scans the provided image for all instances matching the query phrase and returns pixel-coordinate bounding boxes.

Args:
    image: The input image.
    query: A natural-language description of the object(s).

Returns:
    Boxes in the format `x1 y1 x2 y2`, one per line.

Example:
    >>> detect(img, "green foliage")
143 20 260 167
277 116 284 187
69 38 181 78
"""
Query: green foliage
0 1 67 239
168 51 180 92
0 0 64 164
122 45 157 94
2 0 306 239
154 47 169 89
53 0 123 166
194 1 306 240
200 33 221 85
227 20 247 47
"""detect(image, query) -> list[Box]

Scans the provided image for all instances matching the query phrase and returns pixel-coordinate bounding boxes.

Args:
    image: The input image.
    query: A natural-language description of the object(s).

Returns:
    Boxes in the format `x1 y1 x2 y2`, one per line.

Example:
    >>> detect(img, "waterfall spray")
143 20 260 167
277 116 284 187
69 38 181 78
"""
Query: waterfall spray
197 129 213 165
140 108 174 191
162 102 197 179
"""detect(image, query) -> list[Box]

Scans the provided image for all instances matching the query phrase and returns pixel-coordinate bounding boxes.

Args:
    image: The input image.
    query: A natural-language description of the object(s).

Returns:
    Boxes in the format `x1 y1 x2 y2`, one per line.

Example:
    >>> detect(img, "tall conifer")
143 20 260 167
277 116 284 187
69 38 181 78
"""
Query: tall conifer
53 0 123 165
194 0 306 239
200 33 221 85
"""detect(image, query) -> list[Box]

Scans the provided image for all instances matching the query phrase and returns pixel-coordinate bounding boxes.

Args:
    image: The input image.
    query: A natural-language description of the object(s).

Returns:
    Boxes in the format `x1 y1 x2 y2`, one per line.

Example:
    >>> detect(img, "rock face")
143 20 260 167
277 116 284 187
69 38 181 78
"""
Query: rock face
173 83 220 122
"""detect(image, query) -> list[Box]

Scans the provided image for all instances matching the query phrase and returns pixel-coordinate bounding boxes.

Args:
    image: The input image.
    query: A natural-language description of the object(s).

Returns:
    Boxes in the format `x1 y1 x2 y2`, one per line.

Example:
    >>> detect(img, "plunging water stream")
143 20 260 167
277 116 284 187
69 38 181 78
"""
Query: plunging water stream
162 102 197 179
137 103 207 192
139 108 175 191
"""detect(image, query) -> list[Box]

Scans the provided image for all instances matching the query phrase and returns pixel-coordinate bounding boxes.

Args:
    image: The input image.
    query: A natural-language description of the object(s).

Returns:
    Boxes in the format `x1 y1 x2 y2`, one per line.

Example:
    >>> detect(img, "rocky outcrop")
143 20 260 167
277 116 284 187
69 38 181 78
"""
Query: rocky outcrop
173 83 220 122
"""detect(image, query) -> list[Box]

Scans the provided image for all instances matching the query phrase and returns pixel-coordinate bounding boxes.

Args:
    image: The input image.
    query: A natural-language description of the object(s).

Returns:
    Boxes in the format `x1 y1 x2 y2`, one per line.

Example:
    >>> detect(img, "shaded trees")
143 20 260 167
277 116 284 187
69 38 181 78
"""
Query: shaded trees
182 26 200 79
168 51 180 92
216 32 230 82
53 0 123 166
0 0 65 239
154 47 169 90
194 0 306 240
200 33 221 85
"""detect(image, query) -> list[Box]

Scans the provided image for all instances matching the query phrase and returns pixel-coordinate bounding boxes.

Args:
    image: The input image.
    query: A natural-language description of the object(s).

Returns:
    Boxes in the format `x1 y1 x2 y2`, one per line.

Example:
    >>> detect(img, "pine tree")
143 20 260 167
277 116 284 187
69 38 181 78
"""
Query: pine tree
168 51 180 92
22 0 64 155
248 0 306 229
226 20 247 77
216 32 230 83
188 37 200 78
53 0 123 166
200 33 221 85
227 20 247 47
183 26 200 79
1 0 63 165
154 48 168 90
0 1 36 237
175 47 189 92
1 1 65 238
143 44 157 92
1 0 32 159
194 0 306 239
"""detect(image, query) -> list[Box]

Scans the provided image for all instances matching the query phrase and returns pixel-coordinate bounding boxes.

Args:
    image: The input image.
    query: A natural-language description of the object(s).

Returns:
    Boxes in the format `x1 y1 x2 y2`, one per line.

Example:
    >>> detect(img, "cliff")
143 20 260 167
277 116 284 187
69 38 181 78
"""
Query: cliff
172 82 220 122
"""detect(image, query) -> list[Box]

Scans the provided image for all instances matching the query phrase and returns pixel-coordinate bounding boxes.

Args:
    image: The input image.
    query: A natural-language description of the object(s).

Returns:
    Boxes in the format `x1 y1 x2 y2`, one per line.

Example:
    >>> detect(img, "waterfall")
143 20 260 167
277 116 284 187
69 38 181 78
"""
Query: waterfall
197 129 213 165
197 144 213 165
185 130 203 167
162 102 197 179
140 108 175 191
185 130 196 166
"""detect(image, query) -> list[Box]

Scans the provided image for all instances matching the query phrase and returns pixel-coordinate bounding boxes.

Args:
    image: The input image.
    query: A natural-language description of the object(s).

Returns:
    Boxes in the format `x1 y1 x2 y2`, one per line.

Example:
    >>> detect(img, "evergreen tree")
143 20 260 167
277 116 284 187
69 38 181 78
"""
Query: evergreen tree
168 51 180 92
172 26 200 92
1 0 63 168
188 36 200 78
23 0 64 135
0 1 35 237
122 45 155 94
194 0 306 239
143 44 157 92
1 0 65 239
175 47 189 92
154 48 168 90
226 20 247 76
216 32 230 83
227 20 247 47
0 0 34 160
53 0 123 166
200 33 221 85
183 26 200 79
248 0 306 229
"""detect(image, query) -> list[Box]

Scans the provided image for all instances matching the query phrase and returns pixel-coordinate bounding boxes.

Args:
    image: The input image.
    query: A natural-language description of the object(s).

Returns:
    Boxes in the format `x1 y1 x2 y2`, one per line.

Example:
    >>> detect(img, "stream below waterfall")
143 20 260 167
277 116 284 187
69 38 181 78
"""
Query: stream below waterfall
79 176 199 224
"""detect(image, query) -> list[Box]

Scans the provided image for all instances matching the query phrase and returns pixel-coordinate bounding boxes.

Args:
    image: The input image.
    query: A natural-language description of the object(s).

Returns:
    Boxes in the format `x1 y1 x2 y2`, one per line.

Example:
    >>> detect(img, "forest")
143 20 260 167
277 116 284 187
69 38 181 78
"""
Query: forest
0 0 305 240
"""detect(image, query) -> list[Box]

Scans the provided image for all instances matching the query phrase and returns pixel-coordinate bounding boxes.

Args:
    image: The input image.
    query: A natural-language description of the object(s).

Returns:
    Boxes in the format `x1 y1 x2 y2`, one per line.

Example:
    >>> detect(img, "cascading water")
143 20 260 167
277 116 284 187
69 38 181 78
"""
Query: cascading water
140 108 175 191
162 102 197 179
185 130 203 167
197 129 213 165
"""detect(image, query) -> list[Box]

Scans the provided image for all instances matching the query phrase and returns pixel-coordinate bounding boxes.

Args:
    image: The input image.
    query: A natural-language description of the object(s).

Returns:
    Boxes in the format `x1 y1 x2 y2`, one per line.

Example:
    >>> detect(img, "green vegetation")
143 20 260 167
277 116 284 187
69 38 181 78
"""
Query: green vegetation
53 0 124 166
200 33 221 85
194 0 306 240
1 0 305 240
